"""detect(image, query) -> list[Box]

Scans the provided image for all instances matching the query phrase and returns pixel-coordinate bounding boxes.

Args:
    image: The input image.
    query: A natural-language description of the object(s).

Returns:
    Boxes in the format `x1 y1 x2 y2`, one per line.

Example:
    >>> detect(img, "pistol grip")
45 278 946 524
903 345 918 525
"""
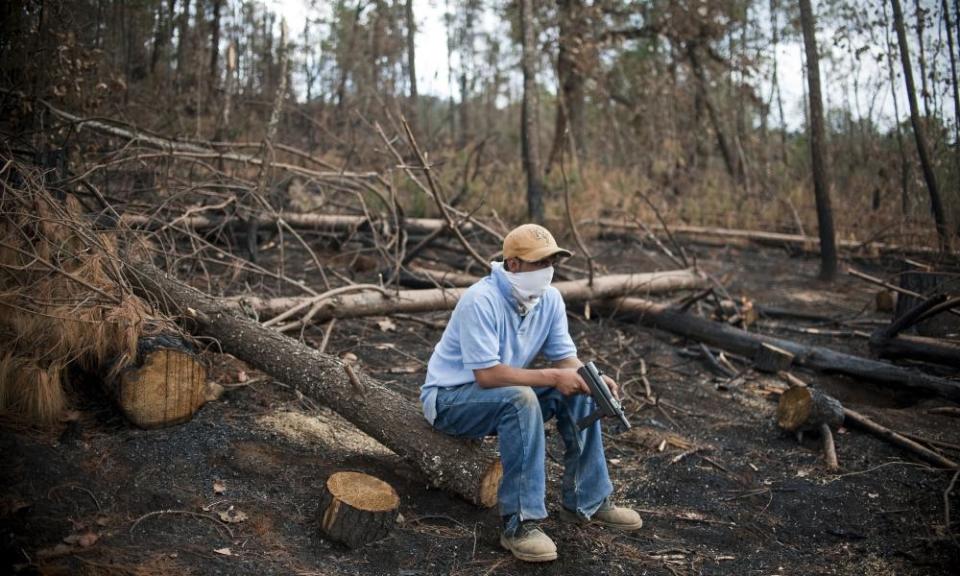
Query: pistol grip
576 410 603 431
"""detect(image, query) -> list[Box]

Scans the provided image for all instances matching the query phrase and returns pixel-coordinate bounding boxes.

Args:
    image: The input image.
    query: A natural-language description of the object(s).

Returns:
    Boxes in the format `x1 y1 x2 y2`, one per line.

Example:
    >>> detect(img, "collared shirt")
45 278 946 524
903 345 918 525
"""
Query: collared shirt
419 262 578 424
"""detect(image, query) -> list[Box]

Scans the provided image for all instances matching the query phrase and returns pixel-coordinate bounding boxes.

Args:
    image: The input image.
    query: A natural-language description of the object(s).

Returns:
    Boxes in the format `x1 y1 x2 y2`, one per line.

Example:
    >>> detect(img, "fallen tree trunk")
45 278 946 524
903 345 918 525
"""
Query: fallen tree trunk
606 297 960 402
122 212 469 236
233 269 706 320
591 219 942 256
869 333 960 368
127 262 502 507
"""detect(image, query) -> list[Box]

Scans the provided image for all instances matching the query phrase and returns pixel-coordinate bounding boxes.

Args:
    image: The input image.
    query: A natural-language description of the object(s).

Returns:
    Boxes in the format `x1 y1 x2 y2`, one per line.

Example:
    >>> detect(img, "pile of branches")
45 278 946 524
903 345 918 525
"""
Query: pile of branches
0 155 183 425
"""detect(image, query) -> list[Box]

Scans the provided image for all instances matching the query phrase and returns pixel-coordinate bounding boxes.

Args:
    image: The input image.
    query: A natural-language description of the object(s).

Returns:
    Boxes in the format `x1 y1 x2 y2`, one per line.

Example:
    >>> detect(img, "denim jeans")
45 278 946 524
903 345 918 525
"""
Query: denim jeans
432 383 613 522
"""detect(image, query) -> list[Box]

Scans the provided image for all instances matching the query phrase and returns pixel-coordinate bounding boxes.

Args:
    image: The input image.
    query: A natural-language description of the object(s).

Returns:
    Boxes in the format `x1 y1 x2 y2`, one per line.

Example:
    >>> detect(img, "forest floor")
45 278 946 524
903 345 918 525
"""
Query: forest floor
1 236 959 576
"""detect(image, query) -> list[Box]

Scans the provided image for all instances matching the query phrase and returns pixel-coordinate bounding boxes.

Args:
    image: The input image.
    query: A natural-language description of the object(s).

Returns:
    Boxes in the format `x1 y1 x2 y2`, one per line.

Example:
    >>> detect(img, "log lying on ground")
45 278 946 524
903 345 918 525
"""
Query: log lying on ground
842 405 957 468
754 343 795 373
122 212 471 237
777 386 844 433
869 293 960 368
777 387 844 469
775 375 956 468
604 297 960 402
127 262 502 507
110 335 208 428
591 219 942 256
234 269 705 320
318 471 400 548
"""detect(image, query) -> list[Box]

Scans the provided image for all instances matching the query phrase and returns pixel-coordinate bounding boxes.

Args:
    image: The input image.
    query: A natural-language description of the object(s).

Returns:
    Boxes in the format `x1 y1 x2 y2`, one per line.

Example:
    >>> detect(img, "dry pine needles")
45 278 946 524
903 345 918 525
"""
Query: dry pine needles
0 157 181 425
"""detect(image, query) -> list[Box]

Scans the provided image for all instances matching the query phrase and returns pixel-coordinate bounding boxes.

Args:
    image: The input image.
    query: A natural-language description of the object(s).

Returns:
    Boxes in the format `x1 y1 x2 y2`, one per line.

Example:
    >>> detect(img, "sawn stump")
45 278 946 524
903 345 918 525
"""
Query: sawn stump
318 471 400 548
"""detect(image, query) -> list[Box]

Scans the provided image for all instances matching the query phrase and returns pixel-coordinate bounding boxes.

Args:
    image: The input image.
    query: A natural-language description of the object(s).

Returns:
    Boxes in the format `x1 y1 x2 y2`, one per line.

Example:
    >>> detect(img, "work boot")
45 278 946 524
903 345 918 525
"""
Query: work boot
499 516 557 562
560 499 644 531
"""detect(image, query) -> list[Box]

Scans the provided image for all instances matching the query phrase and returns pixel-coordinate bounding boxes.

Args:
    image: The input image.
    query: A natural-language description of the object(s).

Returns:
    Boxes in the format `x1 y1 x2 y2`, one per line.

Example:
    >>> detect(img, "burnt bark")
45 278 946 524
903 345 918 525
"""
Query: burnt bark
891 0 951 251
798 0 838 281
688 45 741 183
547 0 585 172
405 0 418 128
606 297 960 402
209 0 222 83
520 0 545 223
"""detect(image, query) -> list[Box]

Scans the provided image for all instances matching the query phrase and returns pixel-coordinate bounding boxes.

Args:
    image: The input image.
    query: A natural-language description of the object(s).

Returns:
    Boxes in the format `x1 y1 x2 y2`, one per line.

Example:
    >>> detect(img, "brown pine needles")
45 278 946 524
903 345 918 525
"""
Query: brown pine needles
0 157 181 425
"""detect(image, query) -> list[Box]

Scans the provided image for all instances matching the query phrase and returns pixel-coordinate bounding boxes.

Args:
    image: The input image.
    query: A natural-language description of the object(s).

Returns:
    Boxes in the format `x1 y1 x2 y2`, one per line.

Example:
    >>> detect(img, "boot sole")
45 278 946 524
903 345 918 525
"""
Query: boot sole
499 535 558 562
558 507 644 531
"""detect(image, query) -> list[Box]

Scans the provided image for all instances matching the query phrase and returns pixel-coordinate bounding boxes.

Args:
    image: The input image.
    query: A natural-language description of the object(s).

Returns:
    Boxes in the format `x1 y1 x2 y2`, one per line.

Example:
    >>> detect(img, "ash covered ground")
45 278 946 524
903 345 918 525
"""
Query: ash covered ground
2 239 958 576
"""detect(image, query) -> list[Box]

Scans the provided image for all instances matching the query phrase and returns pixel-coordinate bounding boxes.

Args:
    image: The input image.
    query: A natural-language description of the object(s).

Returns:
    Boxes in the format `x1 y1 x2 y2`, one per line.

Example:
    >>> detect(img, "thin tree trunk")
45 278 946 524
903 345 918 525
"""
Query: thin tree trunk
770 0 788 166
914 0 932 117
520 0 545 223
405 0 418 128
892 0 951 251
547 0 584 173
209 0 222 85
688 45 740 182
176 0 191 93
883 0 912 216
942 0 960 176
799 0 838 281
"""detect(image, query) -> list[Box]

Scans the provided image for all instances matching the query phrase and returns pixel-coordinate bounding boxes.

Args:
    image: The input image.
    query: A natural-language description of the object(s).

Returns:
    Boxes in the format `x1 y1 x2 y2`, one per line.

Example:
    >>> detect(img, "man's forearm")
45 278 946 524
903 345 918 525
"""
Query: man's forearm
473 363 561 388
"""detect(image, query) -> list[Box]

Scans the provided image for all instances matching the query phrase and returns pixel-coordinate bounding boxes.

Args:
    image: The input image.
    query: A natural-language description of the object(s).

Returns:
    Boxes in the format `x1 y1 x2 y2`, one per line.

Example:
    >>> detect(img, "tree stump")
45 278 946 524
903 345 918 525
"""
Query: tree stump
754 343 795 373
777 386 844 432
894 271 960 337
318 471 400 548
111 335 207 428
875 290 897 313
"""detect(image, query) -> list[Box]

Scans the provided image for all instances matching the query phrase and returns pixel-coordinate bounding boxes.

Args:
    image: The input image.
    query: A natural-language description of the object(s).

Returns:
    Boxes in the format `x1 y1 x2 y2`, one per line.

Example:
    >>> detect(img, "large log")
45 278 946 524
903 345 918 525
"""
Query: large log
234 269 706 320
127 263 502 507
605 297 960 402
591 219 942 256
121 212 469 237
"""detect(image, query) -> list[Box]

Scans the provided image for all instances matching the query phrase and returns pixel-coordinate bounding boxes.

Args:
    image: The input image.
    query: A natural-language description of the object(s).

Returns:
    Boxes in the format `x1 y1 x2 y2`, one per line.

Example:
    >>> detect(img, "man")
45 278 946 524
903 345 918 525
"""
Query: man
419 223 643 563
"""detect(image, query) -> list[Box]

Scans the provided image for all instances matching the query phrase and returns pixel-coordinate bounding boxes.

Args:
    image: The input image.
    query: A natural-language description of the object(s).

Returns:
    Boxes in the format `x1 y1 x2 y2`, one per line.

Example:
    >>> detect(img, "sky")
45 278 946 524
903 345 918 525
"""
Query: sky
266 0 956 134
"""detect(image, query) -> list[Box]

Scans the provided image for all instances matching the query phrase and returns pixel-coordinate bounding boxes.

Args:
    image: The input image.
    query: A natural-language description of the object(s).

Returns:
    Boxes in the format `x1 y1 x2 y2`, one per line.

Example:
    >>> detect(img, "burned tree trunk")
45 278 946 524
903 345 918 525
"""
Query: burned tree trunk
891 0 951 251
606 297 960 401
798 0 838 281
127 263 502 507
520 0 545 223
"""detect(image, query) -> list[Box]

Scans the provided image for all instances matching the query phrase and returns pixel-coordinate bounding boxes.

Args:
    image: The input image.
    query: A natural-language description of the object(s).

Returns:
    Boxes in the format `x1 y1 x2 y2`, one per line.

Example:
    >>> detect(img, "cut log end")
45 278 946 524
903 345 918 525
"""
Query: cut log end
319 471 400 548
116 346 207 429
754 343 795 374
478 460 503 509
777 386 844 432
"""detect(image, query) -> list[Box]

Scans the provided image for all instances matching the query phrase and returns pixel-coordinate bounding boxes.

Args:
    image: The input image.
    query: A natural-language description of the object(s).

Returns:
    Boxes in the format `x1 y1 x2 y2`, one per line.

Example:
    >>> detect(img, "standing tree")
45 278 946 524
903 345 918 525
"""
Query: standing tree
798 0 838 281
547 0 586 173
520 0 545 223
405 0 418 130
891 0 950 251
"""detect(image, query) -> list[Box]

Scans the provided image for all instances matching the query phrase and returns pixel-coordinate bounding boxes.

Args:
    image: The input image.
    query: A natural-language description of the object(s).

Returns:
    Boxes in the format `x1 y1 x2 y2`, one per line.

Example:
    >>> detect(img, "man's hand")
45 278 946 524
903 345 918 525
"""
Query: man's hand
551 368 589 396
602 374 621 401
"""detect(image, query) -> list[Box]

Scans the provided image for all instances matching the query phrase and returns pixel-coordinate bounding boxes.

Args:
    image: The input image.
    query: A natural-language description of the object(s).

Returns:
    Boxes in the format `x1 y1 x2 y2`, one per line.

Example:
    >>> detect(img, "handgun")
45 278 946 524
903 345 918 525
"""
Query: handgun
576 361 631 433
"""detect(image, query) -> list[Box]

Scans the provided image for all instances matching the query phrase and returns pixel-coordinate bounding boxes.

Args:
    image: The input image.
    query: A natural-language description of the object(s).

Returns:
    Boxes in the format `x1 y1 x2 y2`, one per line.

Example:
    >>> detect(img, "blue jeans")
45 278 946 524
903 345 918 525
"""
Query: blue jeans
432 383 613 522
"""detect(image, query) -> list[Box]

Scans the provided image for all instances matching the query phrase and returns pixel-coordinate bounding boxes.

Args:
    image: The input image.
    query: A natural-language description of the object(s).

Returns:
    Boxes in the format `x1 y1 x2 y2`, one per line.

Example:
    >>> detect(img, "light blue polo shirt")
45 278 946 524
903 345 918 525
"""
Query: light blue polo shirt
419 262 578 424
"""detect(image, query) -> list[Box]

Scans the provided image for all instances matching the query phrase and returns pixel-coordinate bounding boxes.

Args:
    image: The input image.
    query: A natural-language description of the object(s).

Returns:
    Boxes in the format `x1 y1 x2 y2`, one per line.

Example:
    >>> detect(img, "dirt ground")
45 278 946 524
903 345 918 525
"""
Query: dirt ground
2 237 959 575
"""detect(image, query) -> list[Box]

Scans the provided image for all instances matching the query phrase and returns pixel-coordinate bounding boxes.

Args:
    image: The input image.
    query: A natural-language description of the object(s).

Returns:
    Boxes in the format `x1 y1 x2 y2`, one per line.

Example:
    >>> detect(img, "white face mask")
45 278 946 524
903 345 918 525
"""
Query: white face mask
503 265 554 315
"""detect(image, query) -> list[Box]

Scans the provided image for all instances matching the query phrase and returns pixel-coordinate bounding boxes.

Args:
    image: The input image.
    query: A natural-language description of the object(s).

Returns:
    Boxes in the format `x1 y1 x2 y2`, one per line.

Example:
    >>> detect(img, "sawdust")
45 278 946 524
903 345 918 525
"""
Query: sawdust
257 408 392 456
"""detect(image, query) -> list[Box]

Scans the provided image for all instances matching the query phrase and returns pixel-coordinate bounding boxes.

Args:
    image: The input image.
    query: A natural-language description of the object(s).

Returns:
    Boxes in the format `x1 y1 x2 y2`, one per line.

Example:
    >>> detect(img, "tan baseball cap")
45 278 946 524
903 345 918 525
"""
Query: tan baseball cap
502 224 573 262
